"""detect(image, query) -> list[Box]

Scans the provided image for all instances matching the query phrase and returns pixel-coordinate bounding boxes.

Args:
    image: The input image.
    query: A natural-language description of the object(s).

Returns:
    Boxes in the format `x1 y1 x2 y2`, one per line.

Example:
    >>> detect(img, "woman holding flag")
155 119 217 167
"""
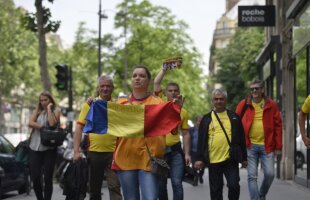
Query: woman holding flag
111 65 182 200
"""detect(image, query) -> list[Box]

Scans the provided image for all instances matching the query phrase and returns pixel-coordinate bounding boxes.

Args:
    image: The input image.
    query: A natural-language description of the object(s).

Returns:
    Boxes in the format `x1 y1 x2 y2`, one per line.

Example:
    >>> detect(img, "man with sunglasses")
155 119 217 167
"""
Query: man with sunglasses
235 80 282 200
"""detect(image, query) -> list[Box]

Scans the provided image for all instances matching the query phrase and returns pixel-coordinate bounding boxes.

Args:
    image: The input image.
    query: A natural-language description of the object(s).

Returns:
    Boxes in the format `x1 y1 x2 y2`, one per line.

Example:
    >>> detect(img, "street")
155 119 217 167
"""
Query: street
3 168 310 200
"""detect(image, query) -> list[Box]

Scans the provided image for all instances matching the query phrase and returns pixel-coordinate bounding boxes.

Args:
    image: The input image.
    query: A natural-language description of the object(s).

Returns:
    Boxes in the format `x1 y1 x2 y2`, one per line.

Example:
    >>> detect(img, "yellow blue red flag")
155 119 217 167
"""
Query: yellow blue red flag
83 100 181 137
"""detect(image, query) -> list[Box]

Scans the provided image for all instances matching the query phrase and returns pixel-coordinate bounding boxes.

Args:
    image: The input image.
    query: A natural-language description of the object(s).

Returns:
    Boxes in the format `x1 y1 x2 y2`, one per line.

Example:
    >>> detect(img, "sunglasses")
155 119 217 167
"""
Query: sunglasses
250 87 261 92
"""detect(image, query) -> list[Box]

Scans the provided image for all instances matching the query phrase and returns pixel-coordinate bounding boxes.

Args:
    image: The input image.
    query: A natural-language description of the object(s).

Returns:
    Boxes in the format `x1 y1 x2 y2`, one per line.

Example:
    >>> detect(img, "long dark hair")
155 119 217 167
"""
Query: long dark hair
133 65 151 80
37 91 56 113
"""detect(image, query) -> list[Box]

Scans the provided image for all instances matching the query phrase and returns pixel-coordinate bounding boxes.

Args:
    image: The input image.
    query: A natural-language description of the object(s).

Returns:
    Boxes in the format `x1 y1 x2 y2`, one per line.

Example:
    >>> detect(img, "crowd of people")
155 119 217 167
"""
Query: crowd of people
27 62 310 200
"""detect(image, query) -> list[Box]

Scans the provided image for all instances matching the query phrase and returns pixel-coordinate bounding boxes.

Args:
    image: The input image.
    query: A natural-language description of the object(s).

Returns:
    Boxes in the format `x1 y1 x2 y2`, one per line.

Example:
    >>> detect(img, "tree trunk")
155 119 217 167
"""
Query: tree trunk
35 0 51 92
0 92 5 133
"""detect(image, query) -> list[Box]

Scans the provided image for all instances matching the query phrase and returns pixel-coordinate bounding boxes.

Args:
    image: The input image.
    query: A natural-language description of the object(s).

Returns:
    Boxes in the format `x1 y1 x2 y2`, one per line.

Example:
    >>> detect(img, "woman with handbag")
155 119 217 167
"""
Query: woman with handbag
28 91 61 200
112 65 183 200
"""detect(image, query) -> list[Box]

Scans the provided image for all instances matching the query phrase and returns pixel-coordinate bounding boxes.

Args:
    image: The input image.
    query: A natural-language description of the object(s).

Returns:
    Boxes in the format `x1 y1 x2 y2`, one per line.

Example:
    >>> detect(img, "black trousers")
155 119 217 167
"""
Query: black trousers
29 149 57 200
87 151 122 200
208 160 240 200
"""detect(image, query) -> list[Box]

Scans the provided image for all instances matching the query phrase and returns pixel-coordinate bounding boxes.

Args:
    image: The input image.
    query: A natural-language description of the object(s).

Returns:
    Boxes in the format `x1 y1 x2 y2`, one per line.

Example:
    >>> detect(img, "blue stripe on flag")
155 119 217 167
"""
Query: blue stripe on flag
83 100 108 134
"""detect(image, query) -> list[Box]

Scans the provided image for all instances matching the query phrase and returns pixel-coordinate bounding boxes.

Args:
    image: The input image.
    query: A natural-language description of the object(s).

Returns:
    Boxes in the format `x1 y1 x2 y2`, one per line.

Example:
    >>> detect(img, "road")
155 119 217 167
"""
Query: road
3 169 310 200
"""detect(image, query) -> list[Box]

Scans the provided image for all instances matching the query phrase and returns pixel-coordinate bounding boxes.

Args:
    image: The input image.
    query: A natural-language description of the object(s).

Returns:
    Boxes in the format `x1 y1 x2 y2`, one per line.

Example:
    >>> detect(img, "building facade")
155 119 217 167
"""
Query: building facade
208 0 264 90
255 0 310 187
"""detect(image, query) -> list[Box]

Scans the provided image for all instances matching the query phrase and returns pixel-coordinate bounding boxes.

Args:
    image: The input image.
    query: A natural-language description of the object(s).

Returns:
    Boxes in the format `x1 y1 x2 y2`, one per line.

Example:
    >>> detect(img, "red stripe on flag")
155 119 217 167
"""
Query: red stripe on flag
144 102 181 137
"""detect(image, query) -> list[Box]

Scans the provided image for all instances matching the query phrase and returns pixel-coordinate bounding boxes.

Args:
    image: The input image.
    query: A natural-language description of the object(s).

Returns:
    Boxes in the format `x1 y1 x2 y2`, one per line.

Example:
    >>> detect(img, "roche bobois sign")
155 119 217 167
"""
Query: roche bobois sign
238 5 275 27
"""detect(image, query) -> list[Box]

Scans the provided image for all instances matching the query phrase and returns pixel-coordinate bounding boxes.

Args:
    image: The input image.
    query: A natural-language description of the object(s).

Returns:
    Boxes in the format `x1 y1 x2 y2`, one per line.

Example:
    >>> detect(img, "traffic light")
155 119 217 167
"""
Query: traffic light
55 64 68 90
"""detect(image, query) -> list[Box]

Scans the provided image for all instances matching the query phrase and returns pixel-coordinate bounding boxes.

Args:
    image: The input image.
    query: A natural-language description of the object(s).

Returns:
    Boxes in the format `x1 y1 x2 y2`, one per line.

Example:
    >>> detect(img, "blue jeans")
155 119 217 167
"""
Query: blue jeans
247 144 275 200
158 151 184 200
117 170 159 200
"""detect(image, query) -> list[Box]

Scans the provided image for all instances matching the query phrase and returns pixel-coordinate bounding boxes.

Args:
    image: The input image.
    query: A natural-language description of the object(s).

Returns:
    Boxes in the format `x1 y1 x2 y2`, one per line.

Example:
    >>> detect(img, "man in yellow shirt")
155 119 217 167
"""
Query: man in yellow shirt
154 68 191 200
195 88 247 200
235 80 282 200
73 75 121 200
298 95 310 148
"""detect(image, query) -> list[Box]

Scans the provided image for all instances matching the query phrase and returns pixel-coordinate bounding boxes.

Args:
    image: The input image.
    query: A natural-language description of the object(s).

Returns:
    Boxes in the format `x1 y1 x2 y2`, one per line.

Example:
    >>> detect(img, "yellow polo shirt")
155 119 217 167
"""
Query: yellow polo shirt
209 111 231 163
301 95 310 113
249 100 264 145
166 108 189 146
77 97 117 152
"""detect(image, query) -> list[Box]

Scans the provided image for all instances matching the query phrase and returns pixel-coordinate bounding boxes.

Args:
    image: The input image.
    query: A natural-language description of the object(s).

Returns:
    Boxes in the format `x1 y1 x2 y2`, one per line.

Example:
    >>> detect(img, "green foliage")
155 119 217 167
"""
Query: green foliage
294 9 310 106
111 0 208 118
52 22 119 108
0 0 41 103
2 0 209 121
214 27 264 109
22 1 60 33
293 9 310 55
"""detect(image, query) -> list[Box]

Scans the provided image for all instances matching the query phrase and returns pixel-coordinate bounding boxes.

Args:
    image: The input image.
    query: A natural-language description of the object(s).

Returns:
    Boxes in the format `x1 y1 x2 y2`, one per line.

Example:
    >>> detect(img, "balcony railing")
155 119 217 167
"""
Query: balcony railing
214 28 235 36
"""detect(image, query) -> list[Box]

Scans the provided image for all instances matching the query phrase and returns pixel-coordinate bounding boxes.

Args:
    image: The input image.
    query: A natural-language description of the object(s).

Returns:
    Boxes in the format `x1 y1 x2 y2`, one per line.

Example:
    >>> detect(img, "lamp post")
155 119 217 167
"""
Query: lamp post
98 0 108 77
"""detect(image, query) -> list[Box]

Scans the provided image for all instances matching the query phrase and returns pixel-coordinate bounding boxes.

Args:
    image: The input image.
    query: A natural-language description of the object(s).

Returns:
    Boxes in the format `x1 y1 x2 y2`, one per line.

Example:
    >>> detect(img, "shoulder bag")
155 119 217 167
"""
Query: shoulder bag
213 111 243 163
40 111 66 147
127 96 170 176
145 140 170 177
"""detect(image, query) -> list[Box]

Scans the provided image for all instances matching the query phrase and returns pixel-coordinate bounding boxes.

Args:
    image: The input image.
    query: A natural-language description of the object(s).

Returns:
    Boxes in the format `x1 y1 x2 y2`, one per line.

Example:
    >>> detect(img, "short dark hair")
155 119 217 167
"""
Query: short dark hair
133 65 151 80
250 79 264 88
166 82 180 91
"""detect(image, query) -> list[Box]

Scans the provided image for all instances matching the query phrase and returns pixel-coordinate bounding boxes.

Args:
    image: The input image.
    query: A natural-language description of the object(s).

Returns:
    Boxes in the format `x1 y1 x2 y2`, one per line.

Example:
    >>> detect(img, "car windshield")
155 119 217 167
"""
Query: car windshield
0 134 15 154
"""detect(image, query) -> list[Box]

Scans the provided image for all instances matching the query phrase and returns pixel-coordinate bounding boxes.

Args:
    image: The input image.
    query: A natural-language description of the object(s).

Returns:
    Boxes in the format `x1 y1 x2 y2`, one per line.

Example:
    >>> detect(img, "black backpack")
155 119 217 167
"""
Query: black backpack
63 159 88 200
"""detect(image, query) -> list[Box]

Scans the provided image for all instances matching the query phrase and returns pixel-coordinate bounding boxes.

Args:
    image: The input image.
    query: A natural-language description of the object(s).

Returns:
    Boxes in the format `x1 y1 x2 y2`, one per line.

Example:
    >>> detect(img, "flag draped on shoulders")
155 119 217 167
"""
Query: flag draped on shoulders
83 100 181 137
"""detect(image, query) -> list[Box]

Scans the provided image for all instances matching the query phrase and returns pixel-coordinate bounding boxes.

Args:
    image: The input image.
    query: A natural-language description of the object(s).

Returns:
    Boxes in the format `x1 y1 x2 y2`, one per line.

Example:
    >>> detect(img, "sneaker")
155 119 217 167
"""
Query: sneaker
260 196 266 200
199 176 204 184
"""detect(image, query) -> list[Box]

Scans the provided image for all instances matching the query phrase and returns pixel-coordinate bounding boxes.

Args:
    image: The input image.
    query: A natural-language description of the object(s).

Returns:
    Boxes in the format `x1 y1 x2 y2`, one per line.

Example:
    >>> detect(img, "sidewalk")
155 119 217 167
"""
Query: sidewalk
7 168 310 200
237 168 310 200
181 168 310 200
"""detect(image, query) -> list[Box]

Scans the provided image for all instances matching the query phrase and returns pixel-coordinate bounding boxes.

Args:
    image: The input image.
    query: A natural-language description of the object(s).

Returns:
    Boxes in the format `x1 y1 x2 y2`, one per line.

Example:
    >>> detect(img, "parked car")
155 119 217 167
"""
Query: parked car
296 126 307 169
0 134 31 199
4 133 29 147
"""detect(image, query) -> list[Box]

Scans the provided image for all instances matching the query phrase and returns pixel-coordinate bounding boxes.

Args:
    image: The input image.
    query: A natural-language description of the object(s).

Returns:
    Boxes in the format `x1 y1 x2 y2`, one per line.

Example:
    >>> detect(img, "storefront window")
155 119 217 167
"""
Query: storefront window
293 6 310 55
293 4 310 183
295 47 308 179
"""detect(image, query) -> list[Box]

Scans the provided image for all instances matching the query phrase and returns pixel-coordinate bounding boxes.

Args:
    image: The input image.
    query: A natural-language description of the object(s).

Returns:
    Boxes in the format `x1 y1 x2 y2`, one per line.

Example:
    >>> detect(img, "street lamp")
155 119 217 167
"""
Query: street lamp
98 0 108 77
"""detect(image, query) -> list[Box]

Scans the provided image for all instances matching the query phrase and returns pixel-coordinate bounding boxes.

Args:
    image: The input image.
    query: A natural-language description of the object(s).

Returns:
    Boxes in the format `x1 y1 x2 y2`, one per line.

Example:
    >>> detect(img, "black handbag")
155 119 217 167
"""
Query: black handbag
40 112 66 147
183 166 198 186
40 125 66 147
213 111 243 163
150 156 170 177
145 141 170 177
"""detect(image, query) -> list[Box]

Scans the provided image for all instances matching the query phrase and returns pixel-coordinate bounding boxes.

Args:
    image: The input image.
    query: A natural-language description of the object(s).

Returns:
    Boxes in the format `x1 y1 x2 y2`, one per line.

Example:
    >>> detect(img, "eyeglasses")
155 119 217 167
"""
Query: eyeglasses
250 87 261 92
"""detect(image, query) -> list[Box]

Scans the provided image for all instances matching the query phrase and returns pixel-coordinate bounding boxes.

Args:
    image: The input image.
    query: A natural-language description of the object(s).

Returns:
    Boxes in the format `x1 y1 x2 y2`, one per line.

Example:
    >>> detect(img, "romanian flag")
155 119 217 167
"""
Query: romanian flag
83 100 181 137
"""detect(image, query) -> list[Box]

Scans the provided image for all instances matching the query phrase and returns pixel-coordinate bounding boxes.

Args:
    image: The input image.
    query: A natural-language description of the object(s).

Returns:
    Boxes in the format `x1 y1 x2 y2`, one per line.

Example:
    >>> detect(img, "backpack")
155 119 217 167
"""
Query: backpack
63 159 88 200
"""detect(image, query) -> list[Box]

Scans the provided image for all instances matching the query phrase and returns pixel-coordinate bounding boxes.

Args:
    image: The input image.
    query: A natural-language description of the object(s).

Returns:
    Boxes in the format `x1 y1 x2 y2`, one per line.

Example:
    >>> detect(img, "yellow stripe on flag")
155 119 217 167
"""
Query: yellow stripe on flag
107 102 145 137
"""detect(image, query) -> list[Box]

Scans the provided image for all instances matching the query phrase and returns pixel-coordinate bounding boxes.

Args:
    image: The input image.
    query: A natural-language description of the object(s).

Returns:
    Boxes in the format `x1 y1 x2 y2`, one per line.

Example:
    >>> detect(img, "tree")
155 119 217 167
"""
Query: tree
112 0 208 118
214 27 264 109
22 0 60 92
59 22 118 108
0 0 41 131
